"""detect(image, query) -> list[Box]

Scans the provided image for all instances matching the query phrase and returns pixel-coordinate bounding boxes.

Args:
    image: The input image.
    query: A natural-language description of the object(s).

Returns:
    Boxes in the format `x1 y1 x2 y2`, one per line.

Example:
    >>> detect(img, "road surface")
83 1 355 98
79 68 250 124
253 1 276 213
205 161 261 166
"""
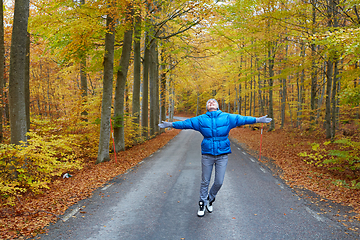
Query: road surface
34 129 359 239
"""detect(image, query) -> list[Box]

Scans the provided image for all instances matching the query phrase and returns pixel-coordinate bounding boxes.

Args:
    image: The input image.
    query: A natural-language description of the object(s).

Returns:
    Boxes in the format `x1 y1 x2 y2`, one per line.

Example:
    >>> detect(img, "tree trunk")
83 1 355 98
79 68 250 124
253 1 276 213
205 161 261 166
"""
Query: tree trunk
310 1 317 125
9 0 29 145
325 59 333 139
316 62 326 122
159 46 166 132
168 66 174 122
114 4 133 152
80 58 88 118
297 43 305 128
149 35 157 136
250 52 253 116
25 32 30 132
96 14 115 164
141 32 150 138
234 85 237 113
0 0 3 142
238 83 241 114
155 44 160 133
257 57 264 116
132 9 141 126
80 0 87 119
281 75 286 129
280 43 288 129
331 60 339 140
228 89 231 113
196 93 199 116
268 46 275 131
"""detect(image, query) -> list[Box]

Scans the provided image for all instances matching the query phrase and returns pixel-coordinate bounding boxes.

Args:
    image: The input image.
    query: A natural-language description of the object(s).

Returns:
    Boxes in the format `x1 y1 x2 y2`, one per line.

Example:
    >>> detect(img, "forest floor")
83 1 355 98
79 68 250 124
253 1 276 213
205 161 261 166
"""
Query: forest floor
0 129 181 239
1 116 360 239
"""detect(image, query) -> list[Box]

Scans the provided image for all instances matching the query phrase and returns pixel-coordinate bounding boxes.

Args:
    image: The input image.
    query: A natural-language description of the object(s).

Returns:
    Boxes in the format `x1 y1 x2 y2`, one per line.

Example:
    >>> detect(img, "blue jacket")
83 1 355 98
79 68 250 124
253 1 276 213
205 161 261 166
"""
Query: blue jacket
172 110 256 156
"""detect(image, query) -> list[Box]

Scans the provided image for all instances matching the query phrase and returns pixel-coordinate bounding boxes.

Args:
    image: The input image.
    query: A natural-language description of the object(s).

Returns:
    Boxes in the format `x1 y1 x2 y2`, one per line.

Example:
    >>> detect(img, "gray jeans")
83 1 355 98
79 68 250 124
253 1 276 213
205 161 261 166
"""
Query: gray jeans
200 154 228 203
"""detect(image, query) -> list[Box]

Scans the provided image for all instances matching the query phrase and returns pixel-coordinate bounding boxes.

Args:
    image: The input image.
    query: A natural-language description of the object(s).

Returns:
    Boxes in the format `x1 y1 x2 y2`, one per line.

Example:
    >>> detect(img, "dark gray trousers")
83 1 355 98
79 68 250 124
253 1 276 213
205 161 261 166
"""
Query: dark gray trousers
200 154 228 203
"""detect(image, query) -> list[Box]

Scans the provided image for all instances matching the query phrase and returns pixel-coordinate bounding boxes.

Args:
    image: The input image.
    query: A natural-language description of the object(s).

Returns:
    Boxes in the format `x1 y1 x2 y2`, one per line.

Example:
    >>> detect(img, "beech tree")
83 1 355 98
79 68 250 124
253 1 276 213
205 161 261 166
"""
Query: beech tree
80 0 88 118
9 0 30 145
97 12 115 163
0 0 4 142
114 2 133 152
132 1 141 127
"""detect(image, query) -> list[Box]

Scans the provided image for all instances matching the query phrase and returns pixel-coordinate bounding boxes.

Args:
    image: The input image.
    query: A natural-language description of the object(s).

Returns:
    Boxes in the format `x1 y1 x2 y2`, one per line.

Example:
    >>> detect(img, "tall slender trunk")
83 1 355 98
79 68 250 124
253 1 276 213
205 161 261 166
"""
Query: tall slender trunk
268 46 275 131
196 93 199 116
250 52 253 116
310 1 317 125
149 35 157 136
325 0 337 139
169 69 174 121
0 0 4 142
297 43 305 128
234 85 237 113
257 57 264 116
244 59 247 116
159 46 166 132
80 58 88 118
97 14 115 164
114 4 133 152
80 0 87 119
281 76 286 129
141 32 150 138
316 62 326 122
155 44 160 133
25 32 30 132
9 0 29 145
238 83 242 114
132 7 141 126
280 42 288 129
325 59 333 138
331 60 339 140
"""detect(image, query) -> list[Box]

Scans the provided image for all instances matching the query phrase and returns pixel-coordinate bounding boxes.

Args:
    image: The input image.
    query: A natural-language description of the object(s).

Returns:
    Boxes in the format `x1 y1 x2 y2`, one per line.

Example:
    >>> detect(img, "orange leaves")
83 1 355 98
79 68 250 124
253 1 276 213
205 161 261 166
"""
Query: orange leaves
0 128 180 239
229 127 360 221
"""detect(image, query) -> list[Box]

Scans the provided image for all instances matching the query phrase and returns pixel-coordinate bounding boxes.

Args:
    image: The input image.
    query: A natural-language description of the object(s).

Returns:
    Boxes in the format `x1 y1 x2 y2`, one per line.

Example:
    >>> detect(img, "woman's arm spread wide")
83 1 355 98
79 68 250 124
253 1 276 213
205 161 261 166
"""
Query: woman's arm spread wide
234 114 257 127
172 117 200 130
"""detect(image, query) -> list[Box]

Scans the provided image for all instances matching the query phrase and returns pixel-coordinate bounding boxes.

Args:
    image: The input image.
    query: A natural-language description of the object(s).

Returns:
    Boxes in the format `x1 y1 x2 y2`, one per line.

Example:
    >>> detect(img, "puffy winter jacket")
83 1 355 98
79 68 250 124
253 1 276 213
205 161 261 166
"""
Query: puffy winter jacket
172 110 256 156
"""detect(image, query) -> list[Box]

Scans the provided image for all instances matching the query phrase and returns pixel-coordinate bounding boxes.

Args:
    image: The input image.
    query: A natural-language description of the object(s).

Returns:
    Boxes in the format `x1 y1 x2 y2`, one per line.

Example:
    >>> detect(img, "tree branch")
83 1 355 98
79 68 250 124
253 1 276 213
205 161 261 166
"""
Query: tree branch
157 19 200 40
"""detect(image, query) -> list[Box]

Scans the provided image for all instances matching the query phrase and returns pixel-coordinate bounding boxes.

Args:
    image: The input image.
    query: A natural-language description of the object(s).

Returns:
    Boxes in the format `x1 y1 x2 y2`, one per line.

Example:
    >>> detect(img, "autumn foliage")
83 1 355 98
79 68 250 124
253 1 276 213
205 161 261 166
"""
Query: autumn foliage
0 129 180 239
1 0 360 238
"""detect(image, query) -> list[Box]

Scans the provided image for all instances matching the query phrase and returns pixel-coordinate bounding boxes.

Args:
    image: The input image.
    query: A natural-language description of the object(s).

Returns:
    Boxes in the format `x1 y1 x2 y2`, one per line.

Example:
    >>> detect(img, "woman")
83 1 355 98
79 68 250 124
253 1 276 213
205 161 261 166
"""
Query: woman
158 99 272 217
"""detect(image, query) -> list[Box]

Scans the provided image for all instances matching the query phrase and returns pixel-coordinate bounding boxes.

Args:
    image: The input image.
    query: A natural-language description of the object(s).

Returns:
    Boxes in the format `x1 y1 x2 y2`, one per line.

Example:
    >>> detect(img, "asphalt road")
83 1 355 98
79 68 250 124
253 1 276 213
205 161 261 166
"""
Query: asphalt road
34 129 359 240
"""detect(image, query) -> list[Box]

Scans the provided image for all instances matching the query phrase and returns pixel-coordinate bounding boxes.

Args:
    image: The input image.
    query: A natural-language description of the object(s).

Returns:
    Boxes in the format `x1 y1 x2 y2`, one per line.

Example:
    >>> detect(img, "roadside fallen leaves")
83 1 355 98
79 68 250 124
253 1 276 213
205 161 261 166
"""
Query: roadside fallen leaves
230 127 360 220
0 129 180 239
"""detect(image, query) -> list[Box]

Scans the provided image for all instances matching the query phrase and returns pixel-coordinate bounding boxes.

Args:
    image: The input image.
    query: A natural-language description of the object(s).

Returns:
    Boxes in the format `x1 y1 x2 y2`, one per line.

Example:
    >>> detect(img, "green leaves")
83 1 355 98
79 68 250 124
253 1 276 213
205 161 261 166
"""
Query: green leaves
299 137 360 190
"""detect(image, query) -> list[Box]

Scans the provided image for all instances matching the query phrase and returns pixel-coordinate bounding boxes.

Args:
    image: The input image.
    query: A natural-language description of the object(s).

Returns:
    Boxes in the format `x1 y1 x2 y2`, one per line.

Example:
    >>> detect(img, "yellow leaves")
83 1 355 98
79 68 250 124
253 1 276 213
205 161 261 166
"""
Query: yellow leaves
0 128 181 239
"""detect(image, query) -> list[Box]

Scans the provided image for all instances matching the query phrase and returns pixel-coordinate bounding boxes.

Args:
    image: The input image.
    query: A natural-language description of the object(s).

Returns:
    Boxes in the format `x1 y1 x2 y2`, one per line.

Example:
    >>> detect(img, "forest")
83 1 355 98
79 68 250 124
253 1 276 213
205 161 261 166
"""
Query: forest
0 0 360 238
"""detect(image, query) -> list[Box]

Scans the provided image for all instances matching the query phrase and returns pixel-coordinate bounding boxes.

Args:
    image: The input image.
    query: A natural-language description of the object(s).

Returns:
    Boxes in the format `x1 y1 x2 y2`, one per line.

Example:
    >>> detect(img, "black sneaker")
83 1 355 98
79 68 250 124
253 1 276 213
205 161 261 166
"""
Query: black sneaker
197 200 205 217
206 197 215 213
